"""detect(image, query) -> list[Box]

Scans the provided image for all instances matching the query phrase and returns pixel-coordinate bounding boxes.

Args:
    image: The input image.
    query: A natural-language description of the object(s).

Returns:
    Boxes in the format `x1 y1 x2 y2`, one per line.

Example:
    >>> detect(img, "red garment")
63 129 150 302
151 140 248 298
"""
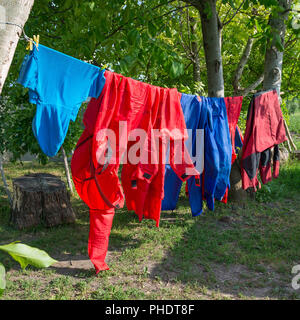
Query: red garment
121 87 198 227
220 96 243 204
224 96 243 164
241 89 287 191
88 209 114 272
71 70 198 272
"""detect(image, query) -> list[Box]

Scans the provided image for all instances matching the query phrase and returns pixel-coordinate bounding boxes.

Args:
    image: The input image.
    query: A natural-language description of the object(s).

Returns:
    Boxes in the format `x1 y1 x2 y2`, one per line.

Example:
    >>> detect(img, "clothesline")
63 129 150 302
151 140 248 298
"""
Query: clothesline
0 21 32 42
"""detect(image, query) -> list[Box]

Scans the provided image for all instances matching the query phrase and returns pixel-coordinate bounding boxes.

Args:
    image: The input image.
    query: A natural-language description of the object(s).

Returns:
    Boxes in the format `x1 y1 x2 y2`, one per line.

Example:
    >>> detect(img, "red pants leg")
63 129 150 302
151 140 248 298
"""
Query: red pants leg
88 208 115 273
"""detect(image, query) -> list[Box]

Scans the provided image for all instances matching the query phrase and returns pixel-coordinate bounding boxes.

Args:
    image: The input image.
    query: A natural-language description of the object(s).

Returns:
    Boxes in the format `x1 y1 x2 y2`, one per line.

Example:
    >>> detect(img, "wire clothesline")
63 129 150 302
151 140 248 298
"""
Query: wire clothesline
0 21 39 50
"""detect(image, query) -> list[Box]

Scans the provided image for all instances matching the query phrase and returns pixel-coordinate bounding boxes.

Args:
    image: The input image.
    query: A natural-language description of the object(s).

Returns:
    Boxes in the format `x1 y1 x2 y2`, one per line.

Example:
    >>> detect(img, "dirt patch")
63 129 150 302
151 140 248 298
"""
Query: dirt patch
210 263 297 299
51 255 94 276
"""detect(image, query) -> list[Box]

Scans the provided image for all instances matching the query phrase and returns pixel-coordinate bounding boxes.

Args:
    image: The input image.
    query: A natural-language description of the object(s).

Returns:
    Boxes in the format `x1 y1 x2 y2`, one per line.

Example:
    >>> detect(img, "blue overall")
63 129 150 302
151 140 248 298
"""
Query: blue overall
161 94 220 216
17 44 106 157
208 97 232 201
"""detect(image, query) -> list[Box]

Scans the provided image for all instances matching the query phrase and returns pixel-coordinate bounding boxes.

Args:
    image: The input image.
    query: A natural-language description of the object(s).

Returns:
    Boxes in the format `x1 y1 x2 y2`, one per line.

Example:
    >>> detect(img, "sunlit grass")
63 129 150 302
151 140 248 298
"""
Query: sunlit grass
0 158 299 300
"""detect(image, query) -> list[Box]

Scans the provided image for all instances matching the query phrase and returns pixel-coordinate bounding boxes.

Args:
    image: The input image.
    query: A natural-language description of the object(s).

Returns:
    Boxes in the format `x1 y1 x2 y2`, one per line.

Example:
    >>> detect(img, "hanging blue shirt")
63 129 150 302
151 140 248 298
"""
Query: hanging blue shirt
161 94 220 216
17 44 106 157
208 97 232 200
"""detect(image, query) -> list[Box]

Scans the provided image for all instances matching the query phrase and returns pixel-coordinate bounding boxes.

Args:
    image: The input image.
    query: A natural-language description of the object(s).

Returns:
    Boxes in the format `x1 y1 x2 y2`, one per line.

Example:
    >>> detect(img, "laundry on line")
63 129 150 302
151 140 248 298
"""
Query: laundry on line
17 44 287 273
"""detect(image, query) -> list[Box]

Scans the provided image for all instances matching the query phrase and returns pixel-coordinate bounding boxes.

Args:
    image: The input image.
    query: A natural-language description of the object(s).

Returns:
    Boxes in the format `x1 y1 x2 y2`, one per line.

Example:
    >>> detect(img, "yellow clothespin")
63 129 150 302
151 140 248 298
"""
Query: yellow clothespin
26 38 33 51
33 35 39 48
26 35 39 51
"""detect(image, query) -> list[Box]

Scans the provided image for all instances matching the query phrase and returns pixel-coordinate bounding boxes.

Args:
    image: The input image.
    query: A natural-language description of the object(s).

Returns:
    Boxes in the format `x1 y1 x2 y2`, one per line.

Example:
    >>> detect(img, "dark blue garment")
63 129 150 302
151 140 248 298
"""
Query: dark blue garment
161 94 220 216
235 126 243 154
207 97 232 200
17 44 106 157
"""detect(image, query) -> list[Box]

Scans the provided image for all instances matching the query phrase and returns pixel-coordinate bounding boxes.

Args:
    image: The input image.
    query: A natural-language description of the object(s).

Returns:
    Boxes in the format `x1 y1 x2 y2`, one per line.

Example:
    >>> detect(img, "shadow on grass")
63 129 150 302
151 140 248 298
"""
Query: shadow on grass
0 160 299 299
148 162 300 299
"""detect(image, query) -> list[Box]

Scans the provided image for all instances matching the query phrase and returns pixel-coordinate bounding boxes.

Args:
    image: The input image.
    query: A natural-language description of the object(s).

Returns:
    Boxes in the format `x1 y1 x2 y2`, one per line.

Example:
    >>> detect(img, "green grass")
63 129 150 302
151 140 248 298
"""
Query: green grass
289 111 300 149
0 158 300 300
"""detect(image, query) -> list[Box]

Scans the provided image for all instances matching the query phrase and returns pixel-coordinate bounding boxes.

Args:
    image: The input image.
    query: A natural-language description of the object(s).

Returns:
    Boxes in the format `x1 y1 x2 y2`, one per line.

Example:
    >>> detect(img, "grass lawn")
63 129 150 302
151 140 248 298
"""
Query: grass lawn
0 155 299 300
289 111 300 150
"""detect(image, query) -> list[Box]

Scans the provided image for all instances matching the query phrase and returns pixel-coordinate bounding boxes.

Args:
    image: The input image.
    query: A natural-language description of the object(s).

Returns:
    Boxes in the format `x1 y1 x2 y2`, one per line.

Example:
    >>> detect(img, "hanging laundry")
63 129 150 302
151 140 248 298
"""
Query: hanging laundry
161 93 219 216
220 125 244 204
162 95 243 214
224 96 243 164
218 96 244 204
204 97 232 201
17 44 106 157
241 89 287 191
71 70 199 273
235 125 244 154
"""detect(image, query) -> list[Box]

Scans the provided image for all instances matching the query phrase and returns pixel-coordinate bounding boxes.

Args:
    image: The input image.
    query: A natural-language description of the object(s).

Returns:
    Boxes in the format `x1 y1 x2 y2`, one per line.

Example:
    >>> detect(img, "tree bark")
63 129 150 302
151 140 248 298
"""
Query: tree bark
0 0 35 95
61 147 74 195
199 0 224 97
0 155 12 205
10 173 76 229
189 0 224 97
263 0 291 94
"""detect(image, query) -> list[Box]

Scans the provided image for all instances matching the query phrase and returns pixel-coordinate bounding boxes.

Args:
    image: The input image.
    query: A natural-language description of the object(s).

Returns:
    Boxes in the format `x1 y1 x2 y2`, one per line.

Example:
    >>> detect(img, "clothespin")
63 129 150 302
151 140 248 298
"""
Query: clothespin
33 35 39 48
26 34 39 51
26 38 33 51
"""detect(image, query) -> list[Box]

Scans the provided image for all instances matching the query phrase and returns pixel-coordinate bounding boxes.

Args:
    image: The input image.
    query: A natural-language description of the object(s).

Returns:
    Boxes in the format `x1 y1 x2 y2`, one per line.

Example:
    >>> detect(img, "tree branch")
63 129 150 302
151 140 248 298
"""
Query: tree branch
284 35 298 49
102 1 186 41
178 7 195 63
222 0 246 27
233 37 254 94
61 147 73 195
238 74 264 96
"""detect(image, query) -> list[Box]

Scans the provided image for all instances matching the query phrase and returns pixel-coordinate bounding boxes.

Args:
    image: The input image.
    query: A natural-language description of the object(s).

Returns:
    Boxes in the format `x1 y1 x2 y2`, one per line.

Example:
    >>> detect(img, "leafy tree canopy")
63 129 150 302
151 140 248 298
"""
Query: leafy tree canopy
1 0 299 162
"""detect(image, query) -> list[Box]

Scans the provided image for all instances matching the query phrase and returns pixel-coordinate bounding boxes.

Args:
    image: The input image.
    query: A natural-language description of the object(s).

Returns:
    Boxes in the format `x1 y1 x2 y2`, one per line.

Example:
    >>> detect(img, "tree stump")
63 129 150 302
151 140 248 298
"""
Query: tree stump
228 160 250 202
10 173 76 229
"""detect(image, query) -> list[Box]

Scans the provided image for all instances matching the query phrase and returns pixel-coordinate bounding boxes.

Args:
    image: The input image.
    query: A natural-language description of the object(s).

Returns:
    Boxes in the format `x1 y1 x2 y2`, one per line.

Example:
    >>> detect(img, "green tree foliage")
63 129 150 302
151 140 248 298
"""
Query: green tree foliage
1 0 299 162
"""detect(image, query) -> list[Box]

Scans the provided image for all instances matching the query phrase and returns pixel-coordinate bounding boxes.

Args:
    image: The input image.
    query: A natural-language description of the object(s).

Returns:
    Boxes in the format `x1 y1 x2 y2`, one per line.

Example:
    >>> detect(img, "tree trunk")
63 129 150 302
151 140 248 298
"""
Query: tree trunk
228 159 248 201
61 147 74 195
263 0 291 94
0 0 34 95
0 154 12 205
263 0 291 163
196 0 224 97
10 173 76 229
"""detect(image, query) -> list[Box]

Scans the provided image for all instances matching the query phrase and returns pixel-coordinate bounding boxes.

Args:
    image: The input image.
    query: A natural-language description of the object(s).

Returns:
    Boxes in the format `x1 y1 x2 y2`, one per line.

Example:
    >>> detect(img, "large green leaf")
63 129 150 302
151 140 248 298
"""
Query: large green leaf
0 262 5 294
0 242 57 270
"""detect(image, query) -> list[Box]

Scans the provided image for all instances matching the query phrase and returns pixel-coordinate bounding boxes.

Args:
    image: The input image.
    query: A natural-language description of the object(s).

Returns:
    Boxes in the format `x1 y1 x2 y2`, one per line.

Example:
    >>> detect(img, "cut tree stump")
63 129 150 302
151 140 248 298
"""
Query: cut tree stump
10 173 76 229
228 160 249 201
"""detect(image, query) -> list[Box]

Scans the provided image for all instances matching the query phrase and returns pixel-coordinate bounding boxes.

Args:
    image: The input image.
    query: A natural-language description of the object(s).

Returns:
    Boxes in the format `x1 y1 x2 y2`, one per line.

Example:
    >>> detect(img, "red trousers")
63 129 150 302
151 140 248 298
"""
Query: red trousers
71 70 198 272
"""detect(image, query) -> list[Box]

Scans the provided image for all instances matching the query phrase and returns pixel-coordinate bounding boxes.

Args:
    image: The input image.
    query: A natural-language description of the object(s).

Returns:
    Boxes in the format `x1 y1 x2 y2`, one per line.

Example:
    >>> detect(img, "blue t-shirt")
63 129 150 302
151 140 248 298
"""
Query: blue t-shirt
17 44 106 157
